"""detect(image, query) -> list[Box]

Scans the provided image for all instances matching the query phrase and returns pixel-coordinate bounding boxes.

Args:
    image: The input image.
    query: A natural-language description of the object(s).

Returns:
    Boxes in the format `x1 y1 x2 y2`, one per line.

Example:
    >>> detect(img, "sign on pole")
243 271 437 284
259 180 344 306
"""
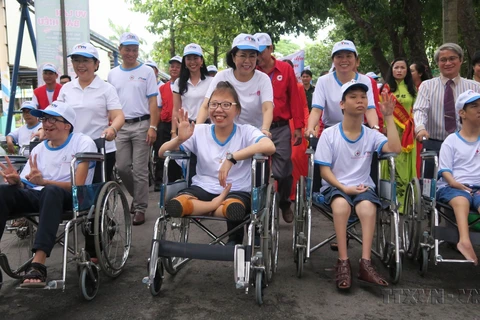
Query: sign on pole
35 0 90 85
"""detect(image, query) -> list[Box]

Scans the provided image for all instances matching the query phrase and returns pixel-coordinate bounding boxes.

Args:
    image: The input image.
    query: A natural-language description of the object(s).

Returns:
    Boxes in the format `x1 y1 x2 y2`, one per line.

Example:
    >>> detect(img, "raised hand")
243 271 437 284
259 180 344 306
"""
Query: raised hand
176 108 195 143
379 91 396 117
0 156 21 185
25 154 45 186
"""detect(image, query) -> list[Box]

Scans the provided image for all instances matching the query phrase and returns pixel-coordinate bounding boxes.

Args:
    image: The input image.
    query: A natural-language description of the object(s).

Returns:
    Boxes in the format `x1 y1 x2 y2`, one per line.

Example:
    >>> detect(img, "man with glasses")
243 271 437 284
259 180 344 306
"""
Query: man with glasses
0 101 96 287
5 101 42 155
413 43 480 143
107 32 158 225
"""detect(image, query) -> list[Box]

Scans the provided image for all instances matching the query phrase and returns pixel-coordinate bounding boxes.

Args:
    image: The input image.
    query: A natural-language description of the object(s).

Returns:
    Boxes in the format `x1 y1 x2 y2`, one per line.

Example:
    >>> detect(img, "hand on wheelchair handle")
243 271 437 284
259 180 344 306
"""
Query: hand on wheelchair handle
304 128 315 139
416 129 429 142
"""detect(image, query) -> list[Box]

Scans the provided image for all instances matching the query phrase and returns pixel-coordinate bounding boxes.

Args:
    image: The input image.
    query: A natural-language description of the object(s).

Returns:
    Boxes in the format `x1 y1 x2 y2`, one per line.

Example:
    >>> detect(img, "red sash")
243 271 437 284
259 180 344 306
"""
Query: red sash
382 84 415 153
159 82 173 122
33 83 62 110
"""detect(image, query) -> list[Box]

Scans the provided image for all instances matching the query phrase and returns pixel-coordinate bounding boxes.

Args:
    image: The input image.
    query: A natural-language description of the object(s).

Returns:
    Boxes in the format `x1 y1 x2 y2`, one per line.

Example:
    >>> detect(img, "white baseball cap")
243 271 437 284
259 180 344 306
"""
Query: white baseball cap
20 101 36 111
145 60 158 69
183 43 203 56
42 63 57 73
253 33 272 52
455 90 480 113
232 33 259 51
169 56 182 64
207 65 218 73
331 40 357 57
366 72 379 79
341 79 369 97
31 101 76 128
68 42 100 60
119 32 140 46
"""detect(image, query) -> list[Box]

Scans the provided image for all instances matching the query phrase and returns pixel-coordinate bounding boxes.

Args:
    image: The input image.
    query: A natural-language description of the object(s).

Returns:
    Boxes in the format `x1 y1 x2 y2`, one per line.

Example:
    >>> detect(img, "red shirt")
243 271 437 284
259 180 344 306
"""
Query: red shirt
257 57 304 129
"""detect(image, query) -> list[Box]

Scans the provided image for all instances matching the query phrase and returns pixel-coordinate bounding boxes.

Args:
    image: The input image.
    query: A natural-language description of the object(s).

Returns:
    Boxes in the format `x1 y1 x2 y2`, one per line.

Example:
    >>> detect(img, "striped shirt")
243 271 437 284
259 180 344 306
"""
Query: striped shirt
413 75 480 141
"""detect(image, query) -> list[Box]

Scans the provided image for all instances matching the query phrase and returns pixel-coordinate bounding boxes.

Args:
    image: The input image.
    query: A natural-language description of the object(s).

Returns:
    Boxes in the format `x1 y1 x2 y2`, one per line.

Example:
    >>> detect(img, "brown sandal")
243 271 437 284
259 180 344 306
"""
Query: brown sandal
357 258 388 286
335 258 352 290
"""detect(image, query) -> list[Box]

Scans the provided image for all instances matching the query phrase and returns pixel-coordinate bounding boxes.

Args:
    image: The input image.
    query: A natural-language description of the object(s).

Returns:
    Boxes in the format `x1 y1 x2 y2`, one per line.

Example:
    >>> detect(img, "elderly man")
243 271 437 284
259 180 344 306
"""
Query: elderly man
413 43 480 142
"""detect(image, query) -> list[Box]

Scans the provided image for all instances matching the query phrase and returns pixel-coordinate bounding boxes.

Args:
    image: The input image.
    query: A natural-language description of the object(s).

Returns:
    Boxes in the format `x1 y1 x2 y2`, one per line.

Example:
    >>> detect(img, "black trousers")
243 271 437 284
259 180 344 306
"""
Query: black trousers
0 184 72 257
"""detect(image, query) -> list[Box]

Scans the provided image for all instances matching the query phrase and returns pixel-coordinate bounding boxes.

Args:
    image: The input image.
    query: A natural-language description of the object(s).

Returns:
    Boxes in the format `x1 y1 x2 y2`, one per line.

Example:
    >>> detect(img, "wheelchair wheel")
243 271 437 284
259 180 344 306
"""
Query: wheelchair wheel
403 179 421 260
148 146 156 187
255 271 264 306
148 254 164 296
388 251 403 284
262 192 273 283
377 209 392 264
269 186 280 275
418 247 429 277
293 177 306 278
161 217 190 275
94 181 131 278
79 265 100 301
0 219 35 279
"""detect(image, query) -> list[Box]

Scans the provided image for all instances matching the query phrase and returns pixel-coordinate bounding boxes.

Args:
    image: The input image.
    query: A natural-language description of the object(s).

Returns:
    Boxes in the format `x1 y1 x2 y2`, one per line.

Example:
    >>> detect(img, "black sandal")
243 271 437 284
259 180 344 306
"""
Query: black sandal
20 262 47 288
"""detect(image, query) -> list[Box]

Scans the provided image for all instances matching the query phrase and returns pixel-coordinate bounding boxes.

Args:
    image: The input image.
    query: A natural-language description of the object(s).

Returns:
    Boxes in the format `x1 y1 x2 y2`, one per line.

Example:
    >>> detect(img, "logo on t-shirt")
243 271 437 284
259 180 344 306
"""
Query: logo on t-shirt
354 150 361 157
129 75 135 80
277 75 283 81
476 149 480 156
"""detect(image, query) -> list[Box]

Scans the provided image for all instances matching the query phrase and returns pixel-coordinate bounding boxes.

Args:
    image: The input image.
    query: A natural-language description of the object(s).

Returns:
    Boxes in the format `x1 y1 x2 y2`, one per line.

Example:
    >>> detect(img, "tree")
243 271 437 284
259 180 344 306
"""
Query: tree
274 39 301 57
107 18 149 60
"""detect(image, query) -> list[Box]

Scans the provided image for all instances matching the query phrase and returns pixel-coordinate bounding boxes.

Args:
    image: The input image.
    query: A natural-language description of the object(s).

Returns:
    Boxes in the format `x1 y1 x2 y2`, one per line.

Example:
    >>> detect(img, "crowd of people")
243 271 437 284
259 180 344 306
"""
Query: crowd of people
0 32 479 290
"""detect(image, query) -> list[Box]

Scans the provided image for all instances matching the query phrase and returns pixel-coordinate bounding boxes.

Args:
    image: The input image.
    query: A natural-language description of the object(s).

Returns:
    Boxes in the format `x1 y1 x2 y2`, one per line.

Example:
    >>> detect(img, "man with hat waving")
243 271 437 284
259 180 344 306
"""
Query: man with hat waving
255 32 304 223
0 101 96 287
108 32 159 225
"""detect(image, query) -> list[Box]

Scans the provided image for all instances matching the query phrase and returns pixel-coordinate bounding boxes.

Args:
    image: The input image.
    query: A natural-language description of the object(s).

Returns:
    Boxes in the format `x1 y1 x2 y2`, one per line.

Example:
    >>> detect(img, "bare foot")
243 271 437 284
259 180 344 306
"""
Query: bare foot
212 183 232 208
457 241 478 265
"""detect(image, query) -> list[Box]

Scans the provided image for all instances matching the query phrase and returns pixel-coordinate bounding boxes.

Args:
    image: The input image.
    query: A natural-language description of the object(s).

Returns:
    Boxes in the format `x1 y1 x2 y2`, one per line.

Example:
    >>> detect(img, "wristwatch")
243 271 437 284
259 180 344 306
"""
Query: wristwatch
371 125 380 130
226 152 237 165
149 125 157 131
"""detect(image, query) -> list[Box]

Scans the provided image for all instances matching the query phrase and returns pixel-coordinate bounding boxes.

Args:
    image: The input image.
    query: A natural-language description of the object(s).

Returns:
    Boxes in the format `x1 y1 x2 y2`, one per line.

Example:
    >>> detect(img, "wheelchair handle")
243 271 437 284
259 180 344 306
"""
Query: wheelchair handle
0 155 29 165
163 150 190 159
378 152 398 160
253 153 269 161
74 152 104 162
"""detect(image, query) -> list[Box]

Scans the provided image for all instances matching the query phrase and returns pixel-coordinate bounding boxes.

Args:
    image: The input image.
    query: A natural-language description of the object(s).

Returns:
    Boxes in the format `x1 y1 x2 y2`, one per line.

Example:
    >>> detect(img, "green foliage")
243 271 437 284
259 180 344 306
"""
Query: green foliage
274 40 300 57
107 18 149 61
304 42 333 80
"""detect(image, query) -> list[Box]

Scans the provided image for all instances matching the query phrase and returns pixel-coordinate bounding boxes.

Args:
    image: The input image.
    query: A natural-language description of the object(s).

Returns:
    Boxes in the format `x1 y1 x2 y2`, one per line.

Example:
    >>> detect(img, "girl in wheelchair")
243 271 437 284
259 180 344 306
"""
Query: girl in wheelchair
158 81 275 244
314 80 401 290
436 90 480 265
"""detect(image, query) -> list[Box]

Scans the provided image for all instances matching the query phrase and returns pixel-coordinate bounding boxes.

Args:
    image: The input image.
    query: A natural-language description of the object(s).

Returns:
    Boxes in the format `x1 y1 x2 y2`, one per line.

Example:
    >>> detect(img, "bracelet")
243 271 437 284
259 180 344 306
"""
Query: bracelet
108 126 118 136
149 125 157 131
170 131 176 134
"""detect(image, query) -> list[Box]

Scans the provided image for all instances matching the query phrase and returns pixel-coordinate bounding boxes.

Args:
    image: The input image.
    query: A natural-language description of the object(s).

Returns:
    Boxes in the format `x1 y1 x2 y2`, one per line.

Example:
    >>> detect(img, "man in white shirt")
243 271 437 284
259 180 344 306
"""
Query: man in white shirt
108 32 158 225
0 101 96 287
6 101 42 155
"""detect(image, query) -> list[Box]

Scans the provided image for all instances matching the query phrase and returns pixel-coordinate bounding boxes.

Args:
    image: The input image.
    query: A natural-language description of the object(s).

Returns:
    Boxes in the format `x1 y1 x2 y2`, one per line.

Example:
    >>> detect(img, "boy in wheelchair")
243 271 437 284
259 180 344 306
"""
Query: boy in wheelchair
436 90 480 265
159 81 276 245
5 101 42 156
314 80 401 290
0 101 96 287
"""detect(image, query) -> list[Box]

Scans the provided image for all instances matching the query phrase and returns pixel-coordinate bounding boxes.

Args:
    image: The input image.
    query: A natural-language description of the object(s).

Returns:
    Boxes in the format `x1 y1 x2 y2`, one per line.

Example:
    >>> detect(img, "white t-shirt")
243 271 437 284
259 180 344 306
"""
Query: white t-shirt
107 63 158 119
172 76 213 120
314 123 387 189
312 72 376 127
57 75 122 154
437 132 480 189
179 123 266 194
20 133 97 191
157 82 164 108
204 69 274 129
7 122 42 155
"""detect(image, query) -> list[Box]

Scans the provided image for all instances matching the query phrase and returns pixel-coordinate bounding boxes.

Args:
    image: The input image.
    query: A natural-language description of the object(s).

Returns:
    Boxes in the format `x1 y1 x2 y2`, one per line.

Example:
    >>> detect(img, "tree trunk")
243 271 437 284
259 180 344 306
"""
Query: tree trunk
403 0 432 78
169 22 175 58
443 0 458 43
457 0 480 60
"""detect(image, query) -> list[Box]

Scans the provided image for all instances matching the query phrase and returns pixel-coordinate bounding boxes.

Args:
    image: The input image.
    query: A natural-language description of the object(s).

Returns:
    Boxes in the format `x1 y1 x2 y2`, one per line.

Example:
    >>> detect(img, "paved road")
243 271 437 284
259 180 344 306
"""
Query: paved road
1 188 480 320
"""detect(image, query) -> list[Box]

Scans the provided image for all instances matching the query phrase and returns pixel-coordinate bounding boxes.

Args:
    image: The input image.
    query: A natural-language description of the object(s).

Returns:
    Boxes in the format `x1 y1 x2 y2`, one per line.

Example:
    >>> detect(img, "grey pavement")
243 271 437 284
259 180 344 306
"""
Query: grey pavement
1 187 480 320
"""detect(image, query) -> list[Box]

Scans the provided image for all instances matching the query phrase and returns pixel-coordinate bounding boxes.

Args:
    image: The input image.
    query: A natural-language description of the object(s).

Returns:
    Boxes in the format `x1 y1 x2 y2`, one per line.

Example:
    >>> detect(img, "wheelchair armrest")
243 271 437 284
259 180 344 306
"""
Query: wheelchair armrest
378 153 398 160
74 152 104 162
163 150 190 159
420 150 438 159
253 153 269 161
0 155 28 165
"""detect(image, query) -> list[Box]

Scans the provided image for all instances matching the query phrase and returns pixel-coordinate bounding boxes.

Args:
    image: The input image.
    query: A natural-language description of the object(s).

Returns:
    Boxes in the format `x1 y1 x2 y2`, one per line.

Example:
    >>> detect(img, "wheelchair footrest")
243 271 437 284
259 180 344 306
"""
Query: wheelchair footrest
434 226 480 245
157 239 250 262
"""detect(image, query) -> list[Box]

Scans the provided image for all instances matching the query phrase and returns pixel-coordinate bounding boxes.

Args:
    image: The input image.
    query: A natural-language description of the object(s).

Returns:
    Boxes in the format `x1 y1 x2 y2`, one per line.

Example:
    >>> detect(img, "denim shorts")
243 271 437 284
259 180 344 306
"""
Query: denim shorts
322 186 381 207
436 186 480 211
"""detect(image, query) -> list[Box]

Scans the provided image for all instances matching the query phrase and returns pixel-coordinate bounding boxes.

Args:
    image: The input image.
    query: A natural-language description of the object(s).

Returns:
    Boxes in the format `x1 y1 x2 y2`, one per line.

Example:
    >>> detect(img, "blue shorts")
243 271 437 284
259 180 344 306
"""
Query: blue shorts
322 186 381 207
436 186 480 211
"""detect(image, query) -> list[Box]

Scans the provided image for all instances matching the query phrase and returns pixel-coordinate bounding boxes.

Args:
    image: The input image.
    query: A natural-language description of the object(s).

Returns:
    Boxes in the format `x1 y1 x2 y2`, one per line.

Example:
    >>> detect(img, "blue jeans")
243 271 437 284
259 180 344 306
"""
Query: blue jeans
0 184 72 256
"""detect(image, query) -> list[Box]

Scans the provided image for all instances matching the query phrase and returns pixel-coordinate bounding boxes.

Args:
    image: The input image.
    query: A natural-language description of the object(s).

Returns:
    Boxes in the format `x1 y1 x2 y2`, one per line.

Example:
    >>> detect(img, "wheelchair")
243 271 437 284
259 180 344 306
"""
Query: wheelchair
143 151 279 305
293 138 403 284
0 138 132 300
403 140 480 276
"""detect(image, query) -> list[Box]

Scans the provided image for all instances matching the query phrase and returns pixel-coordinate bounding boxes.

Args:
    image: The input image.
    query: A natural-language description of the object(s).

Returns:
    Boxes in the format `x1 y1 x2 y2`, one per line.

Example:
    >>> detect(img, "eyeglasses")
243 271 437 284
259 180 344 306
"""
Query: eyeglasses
235 54 257 61
39 117 67 124
439 56 459 64
208 101 237 110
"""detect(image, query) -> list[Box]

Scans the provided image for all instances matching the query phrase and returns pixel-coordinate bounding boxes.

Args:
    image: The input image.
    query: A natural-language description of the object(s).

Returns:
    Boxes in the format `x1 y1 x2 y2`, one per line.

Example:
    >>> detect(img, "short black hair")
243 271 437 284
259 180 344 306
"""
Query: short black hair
60 75 71 81
301 70 312 77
